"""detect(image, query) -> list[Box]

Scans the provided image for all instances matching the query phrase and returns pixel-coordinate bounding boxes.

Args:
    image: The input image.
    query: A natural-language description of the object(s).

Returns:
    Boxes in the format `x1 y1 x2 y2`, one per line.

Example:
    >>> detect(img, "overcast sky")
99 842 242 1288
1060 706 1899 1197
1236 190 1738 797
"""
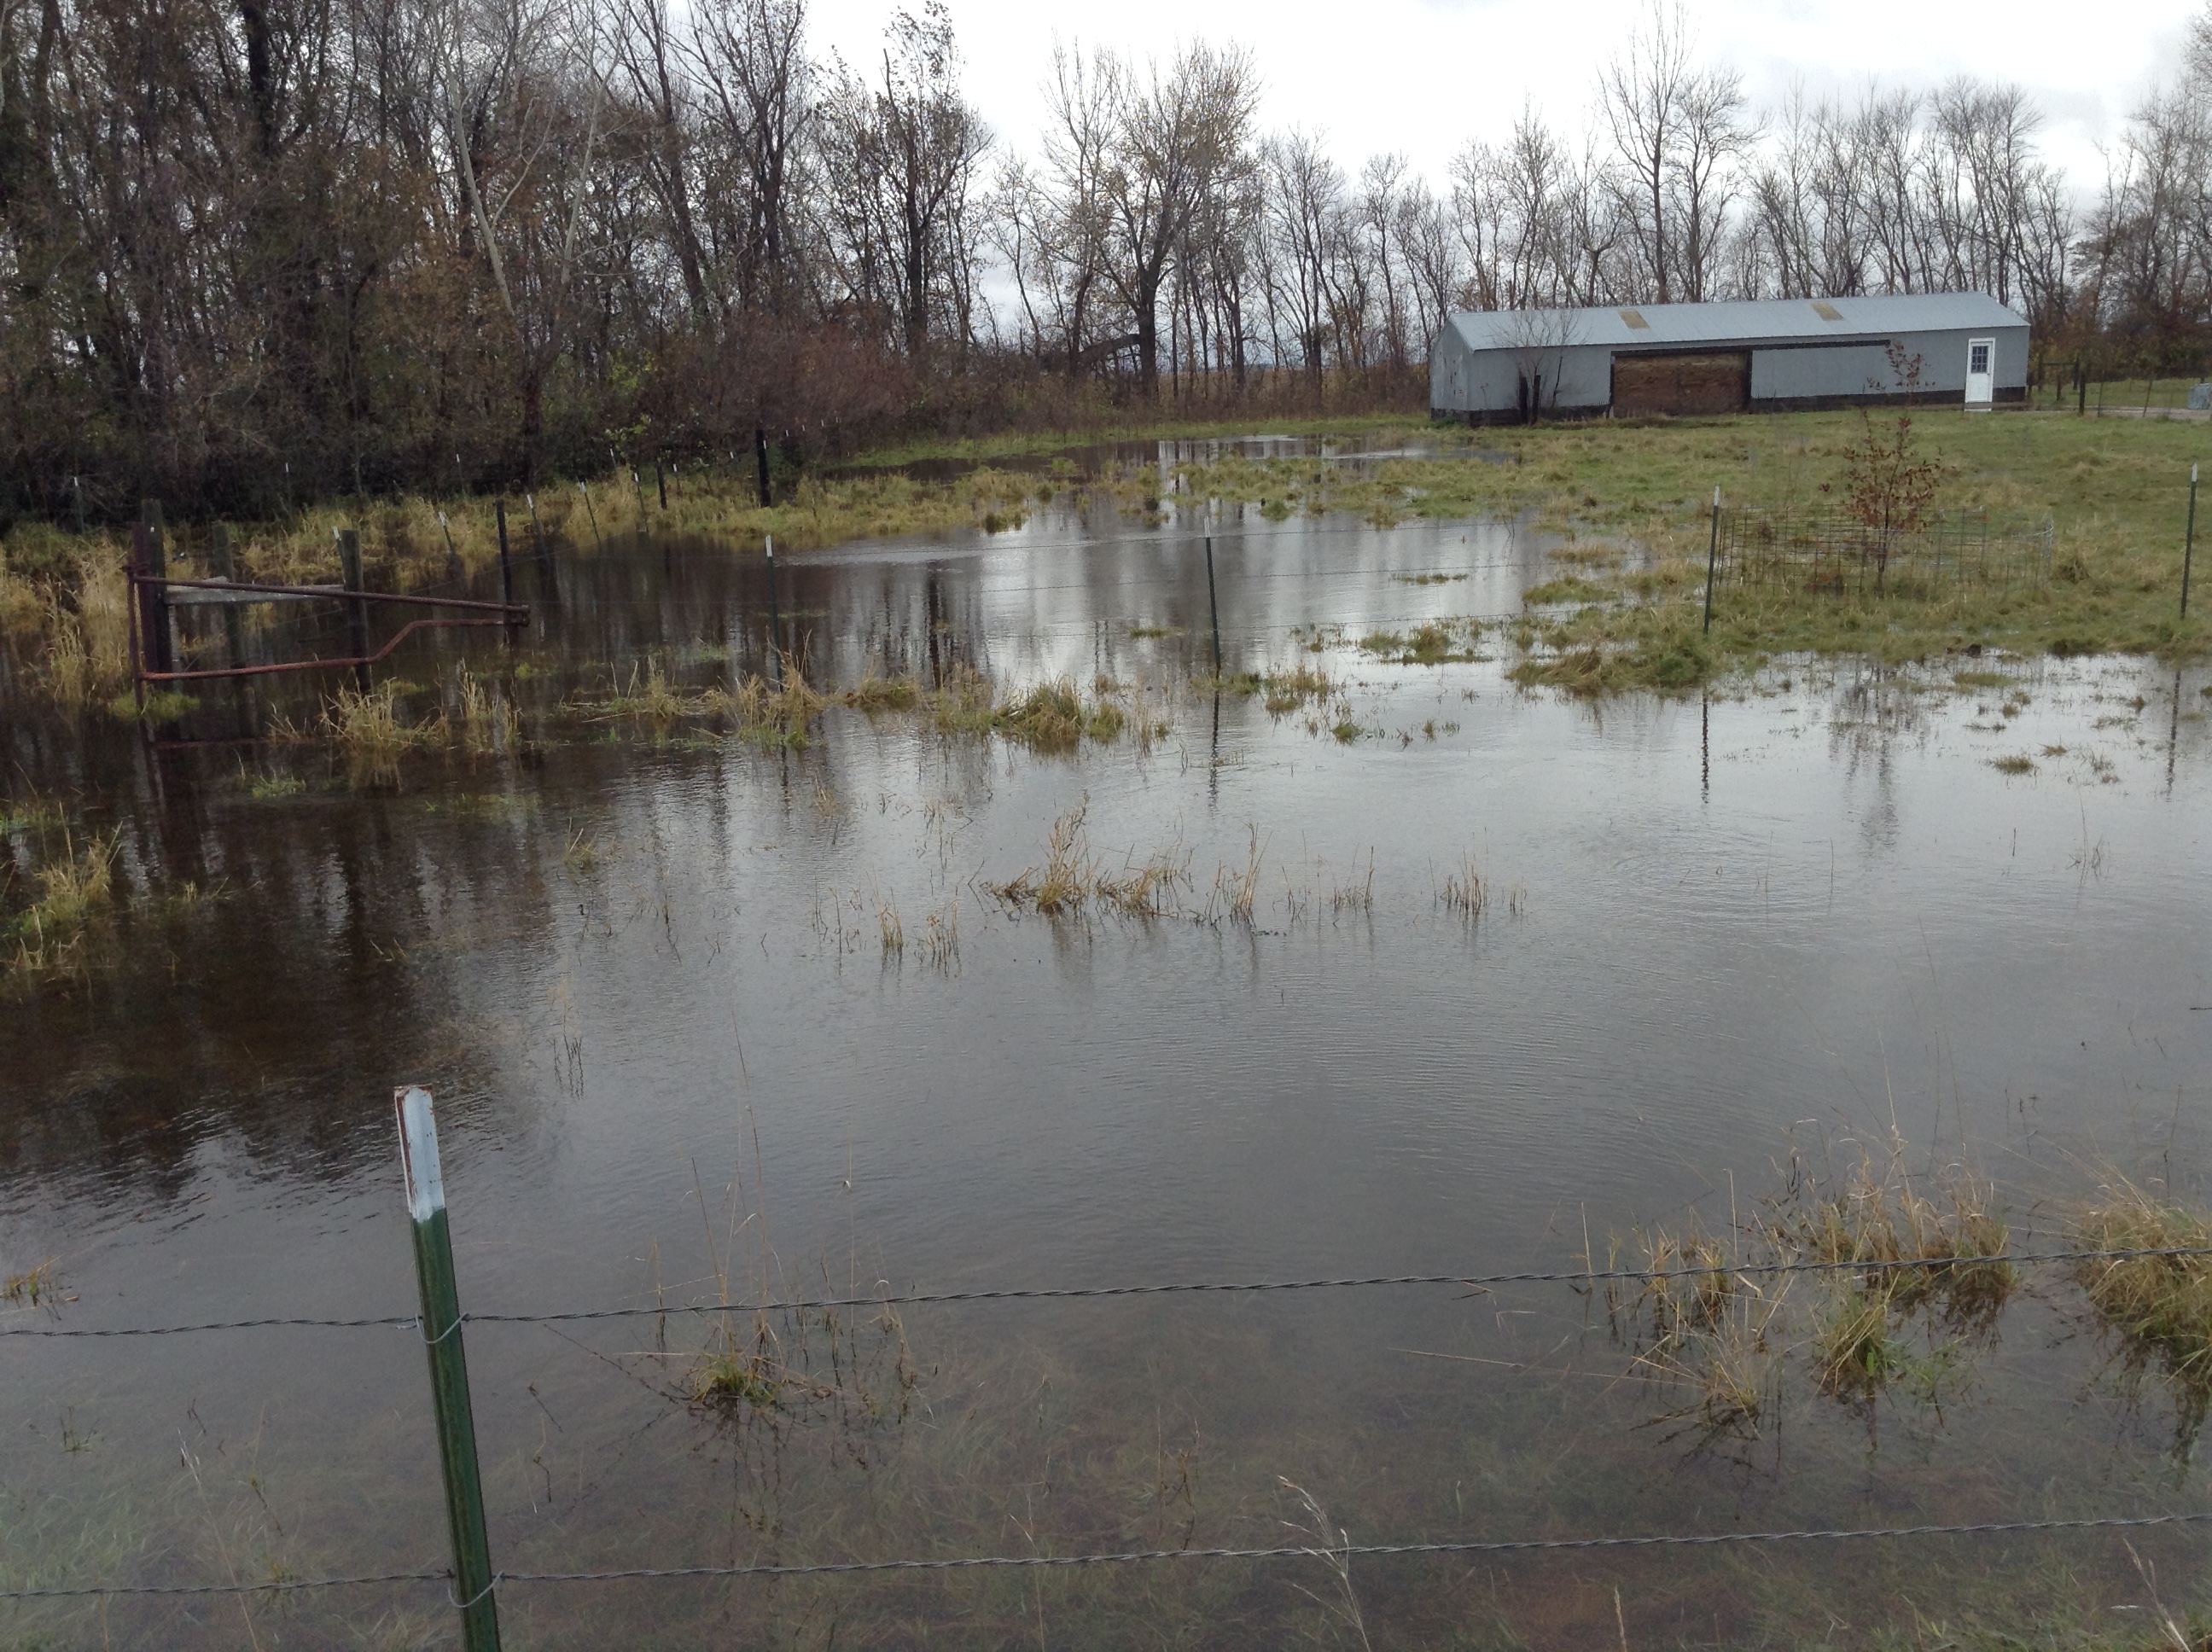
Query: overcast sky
812 0 2201 191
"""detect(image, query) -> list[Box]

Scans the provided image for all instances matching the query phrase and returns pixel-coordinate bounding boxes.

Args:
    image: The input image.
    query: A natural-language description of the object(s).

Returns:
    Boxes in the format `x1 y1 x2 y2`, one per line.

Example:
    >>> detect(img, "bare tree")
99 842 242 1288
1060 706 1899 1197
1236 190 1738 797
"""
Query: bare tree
1097 39 1257 396
1600 0 1694 302
688 0 812 314
817 1 988 356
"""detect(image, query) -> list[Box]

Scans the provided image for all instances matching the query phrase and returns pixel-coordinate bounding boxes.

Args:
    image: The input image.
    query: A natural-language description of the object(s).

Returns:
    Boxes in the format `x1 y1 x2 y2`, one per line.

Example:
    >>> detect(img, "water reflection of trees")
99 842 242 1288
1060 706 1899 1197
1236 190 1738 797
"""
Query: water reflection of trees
0 757 573 1201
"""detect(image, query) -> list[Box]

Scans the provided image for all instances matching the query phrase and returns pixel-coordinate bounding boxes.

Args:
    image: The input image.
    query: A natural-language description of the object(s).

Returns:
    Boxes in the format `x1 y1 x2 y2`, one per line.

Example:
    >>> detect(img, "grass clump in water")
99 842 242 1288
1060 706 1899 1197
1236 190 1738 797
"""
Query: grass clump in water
989 800 1191 919
1522 575 1614 607
991 676 1126 749
3 1257 60 1306
2070 1177 2212 1449
843 673 920 713
1509 618 1713 696
1992 753 2038 775
1358 620 1481 666
1605 1221 1781 1447
1783 1149 2015 1409
323 681 440 758
1604 1141 2016 1443
1437 851 1486 918
5 829 117 981
1260 662 1333 714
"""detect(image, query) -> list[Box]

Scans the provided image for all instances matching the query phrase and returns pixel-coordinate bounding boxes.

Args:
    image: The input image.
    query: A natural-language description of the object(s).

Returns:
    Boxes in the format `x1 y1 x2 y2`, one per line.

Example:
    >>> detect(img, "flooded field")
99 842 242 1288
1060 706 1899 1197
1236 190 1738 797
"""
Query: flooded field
3 443 2211 1647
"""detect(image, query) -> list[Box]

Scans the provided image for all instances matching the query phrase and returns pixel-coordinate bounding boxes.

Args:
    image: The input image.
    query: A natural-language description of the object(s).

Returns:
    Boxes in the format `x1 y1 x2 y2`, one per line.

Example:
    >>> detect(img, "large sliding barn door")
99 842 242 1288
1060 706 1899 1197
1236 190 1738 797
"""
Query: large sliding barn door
1611 352 1749 416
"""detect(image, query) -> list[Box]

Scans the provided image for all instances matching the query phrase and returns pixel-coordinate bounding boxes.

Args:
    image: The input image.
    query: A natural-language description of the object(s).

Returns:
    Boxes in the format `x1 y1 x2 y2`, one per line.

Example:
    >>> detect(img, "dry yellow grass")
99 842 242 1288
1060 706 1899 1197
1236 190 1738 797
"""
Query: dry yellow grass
2070 1174 2212 1443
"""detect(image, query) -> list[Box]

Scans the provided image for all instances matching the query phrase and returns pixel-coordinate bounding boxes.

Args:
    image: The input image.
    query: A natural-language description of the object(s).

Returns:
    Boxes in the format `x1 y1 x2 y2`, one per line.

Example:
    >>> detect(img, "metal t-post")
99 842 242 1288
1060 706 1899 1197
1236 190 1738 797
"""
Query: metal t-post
336 528 372 694
2185 463 2199 620
765 532 783 685
1702 487 1722 635
1204 534 1222 676
395 1086 502 1652
495 500 515 614
142 501 174 677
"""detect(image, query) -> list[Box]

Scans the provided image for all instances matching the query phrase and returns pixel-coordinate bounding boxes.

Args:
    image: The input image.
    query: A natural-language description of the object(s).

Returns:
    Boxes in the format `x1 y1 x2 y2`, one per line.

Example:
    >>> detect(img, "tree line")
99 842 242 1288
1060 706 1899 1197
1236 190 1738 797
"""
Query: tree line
0 0 2206 517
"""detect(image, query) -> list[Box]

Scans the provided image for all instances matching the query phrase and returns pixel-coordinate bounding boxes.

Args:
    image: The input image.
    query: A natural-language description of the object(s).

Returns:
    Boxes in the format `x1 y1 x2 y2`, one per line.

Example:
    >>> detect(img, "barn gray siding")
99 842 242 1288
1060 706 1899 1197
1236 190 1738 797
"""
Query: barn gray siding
1430 294 2030 420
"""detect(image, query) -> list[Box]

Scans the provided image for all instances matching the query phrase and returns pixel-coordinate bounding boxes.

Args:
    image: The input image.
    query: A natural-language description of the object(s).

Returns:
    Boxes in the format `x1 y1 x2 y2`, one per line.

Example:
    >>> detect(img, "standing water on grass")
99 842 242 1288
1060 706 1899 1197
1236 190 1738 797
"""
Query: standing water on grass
3 445 2211 1646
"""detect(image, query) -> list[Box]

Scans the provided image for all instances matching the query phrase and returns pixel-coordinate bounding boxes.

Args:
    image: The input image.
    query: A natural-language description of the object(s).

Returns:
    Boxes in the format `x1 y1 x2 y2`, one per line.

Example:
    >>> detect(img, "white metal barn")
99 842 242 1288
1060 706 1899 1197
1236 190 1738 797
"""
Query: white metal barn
1429 292 2029 423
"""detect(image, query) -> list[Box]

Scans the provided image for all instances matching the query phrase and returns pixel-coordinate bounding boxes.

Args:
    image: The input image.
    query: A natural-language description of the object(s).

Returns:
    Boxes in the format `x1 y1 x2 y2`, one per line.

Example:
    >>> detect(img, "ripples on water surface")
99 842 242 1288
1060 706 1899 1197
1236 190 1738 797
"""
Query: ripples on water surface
3 454 2210 1645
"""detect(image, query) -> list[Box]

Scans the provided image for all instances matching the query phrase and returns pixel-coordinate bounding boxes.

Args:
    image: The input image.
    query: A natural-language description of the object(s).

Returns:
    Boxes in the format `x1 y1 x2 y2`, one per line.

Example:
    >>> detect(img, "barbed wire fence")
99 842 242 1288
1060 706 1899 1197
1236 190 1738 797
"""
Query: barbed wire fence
8 1091 2212 1644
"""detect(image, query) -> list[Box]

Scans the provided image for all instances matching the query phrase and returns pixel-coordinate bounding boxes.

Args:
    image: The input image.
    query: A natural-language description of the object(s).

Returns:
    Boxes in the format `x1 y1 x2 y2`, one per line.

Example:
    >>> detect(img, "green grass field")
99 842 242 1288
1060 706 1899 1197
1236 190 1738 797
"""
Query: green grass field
1166 407 2209 690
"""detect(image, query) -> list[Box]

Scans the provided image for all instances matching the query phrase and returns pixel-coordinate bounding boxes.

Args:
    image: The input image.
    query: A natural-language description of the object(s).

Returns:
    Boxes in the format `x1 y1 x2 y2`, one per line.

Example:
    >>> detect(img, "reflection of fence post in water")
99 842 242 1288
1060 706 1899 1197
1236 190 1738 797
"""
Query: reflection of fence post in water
1702 487 1721 634
336 528 372 694
578 481 602 550
525 492 558 608
211 523 252 732
394 1086 503 1652
2185 463 2199 619
765 532 783 685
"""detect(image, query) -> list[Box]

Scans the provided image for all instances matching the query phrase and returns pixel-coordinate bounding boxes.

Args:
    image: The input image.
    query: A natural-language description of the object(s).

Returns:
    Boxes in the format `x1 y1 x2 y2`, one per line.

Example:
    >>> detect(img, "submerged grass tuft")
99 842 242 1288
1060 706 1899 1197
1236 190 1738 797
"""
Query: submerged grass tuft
3 1256 59 1306
990 800 1193 921
844 672 920 713
1605 1140 2015 1443
2071 1177 2212 1448
1438 851 1486 919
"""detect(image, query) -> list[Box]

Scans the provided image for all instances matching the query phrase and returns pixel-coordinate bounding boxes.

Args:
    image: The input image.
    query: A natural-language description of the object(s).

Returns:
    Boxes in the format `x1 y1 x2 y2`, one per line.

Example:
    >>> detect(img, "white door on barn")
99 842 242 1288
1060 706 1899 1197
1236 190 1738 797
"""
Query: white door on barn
1965 337 1994 407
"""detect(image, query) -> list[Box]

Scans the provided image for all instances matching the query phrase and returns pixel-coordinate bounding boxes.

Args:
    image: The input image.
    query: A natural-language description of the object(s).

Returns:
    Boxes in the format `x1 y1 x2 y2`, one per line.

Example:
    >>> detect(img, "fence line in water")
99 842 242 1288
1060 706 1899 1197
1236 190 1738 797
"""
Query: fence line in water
6 1509 2210 1603
8 1243 2210 1339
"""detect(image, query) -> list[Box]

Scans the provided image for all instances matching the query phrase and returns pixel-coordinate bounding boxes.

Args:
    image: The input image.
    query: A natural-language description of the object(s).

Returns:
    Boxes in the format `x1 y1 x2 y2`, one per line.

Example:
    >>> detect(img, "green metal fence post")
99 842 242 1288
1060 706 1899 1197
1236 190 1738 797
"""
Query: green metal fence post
395 1085 502 1652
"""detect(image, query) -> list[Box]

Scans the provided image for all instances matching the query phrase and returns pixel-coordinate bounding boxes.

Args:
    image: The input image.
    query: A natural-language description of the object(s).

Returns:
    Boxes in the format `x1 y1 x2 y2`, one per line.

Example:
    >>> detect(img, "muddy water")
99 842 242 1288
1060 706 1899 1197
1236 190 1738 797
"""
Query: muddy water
3 455 2211 1647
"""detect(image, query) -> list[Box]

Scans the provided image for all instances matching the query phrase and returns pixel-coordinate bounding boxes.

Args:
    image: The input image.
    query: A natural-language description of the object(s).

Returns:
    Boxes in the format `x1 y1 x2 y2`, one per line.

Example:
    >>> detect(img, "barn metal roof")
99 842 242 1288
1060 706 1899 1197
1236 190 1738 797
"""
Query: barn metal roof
1445 292 2027 353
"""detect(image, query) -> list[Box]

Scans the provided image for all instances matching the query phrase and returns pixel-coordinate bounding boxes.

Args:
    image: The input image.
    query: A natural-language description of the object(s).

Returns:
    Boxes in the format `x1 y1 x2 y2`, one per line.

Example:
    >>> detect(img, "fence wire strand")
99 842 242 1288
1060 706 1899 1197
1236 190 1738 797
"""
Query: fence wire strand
7 1510 2210 1601
7 1244 2209 1338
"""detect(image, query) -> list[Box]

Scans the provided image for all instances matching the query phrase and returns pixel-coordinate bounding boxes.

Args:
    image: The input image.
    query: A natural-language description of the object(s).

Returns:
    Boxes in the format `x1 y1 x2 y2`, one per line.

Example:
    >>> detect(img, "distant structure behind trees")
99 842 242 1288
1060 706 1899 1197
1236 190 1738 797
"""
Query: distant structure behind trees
0 0 2204 517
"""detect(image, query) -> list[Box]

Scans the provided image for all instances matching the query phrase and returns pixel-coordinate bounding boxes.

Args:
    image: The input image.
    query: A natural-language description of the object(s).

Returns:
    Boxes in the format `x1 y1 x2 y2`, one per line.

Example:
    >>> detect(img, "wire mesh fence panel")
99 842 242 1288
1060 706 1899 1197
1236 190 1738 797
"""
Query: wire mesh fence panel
1719 507 2053 600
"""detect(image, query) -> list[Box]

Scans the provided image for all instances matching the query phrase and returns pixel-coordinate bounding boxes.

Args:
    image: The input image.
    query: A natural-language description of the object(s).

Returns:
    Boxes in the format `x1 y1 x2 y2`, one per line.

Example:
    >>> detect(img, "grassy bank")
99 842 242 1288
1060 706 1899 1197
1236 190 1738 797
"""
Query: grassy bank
2 407 2204 710
1176 408 2208 687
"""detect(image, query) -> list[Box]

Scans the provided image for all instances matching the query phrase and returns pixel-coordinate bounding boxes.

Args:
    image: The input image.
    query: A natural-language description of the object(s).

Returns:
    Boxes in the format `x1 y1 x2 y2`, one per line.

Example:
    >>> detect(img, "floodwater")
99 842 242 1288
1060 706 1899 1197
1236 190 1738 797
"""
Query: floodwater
3 445 2211 1647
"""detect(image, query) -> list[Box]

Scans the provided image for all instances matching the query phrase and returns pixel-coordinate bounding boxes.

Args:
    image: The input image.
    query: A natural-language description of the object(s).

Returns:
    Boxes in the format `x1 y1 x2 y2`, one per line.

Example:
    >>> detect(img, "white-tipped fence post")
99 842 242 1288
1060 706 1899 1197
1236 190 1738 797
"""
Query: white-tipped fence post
1703 486 1722 635
395 1086 501 1652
